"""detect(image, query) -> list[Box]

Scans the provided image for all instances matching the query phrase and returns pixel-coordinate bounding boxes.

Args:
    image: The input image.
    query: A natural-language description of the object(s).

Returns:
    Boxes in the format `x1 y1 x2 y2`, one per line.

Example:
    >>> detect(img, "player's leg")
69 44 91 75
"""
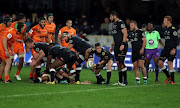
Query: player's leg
167 54 176 84
153 57 159 82
14 53 24 80
159 49 171 84
106 59 113 84
145 49 152 78
133 61 140 84
49 59 64 83
0 60 6 81
138 59 147 84
145 59 150 78
4 58 12 83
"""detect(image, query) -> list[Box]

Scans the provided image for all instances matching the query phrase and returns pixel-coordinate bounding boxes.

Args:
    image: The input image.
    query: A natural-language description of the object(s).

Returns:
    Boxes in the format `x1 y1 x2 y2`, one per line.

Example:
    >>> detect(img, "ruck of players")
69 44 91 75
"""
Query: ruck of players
0 11 179 85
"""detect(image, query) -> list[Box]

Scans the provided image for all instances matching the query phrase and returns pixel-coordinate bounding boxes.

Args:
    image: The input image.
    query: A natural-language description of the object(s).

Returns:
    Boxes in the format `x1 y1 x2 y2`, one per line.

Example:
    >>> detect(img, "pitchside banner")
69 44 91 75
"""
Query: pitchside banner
13 46 180 71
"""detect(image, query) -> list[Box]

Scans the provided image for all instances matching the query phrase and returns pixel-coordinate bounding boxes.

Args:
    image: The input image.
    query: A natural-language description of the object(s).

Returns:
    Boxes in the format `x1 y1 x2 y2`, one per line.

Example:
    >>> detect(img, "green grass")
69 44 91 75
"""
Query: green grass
0 66 180 108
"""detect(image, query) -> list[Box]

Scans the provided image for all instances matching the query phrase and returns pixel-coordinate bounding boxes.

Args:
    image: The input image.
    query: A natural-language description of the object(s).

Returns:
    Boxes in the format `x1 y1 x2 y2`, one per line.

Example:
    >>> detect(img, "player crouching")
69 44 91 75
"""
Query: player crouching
85 43 114 85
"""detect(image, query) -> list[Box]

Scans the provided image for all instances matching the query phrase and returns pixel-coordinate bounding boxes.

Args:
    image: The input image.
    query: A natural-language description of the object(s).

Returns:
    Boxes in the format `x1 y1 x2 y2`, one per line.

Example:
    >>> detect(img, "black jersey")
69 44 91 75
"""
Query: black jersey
33 42 49 57
49 46 75 59
68 36 92 54
111 19 126 46
88 47 114 60
164 26 178 49
128 30 145 51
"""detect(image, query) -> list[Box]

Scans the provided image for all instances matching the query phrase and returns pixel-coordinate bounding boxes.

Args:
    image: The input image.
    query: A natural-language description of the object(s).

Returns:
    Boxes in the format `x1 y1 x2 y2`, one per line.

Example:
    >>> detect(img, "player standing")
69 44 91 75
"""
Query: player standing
159 16 178 84
11 13 27 80
45 13 56 43
145 23 164 82
128 20 147 84
109 11 128 85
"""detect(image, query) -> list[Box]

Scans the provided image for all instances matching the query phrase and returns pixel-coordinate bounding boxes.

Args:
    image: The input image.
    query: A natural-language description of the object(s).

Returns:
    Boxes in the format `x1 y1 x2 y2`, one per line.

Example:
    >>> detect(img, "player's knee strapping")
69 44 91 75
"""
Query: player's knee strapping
50 68 56 82
18 54 25 58
36 65 41 77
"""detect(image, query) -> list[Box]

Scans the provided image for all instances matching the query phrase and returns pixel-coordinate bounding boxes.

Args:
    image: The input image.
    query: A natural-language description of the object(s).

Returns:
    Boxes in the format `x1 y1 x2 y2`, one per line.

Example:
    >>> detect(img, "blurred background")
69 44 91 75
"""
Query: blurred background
0 0 180 39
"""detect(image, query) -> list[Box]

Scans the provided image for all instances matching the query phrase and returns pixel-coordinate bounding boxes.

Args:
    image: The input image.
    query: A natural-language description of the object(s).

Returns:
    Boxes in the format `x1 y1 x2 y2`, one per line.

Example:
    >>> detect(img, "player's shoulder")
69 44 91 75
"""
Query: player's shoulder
71 27 76 31
10 21 17 27
60 26 67 30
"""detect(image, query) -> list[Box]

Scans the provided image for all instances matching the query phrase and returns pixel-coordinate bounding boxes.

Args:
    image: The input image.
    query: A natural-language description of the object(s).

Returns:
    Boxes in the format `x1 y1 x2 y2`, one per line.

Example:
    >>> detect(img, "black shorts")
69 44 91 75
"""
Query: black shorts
99 57 114 67
58 52 77 65
132 51 145 63
114 43 128 62
159 48 176 62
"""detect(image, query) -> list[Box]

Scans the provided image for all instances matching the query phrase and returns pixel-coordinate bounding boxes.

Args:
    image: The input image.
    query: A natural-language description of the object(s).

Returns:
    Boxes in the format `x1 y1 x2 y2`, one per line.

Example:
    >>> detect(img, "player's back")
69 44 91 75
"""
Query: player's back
0 23 11 39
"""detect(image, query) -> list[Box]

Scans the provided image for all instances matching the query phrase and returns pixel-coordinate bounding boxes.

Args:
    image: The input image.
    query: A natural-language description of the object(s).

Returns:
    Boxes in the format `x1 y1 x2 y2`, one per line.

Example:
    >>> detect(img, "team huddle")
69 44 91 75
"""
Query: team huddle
0 11 178 85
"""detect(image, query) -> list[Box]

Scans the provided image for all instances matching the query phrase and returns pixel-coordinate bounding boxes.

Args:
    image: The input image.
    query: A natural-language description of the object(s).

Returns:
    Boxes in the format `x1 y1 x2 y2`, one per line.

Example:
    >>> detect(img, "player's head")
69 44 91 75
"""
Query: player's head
164 16 172 26
48 43 55 49
141 24 147 32
14 22 25 33
95 43 102 53
47 13 54 23
130 20 137 31
3 16 12 27
147 22 154 31
110 11 119 22
66 20 72 28
62 31 70 41
24 38 34 48
39 17 46 28
17 13 26 24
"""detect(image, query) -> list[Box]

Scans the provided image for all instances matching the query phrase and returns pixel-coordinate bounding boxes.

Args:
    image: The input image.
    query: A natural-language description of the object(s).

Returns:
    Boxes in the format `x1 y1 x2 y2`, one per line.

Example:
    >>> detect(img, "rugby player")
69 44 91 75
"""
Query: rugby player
46 45 77 84
10 13 27 80
85 43 114 85
159 16 178 84
45 13 56 43
109 11 128 85
145 23 165 82
27 17 50 80
0 16 12 82
0 22 24 83
63 31 92 83
127 20 147 84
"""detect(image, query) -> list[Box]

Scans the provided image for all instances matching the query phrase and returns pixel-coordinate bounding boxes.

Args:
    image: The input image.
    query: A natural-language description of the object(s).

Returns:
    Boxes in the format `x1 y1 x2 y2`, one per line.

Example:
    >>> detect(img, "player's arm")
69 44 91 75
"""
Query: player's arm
140 36 147 55
120 28 128 51
46 35 50 43
10 44 14 55
66 43 73 49
109 40 115 52
34 50 45 64
170 29 178 55
52 33 55 43
58 30 62 46
22 32 27 41
46 55 53 70
158 39 165 48
3 37 9 57
85 48 91 60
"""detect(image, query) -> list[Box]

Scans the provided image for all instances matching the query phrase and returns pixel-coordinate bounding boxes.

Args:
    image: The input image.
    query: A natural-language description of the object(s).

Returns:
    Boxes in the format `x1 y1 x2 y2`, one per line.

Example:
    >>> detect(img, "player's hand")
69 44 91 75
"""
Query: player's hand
139 48 144 55
109 47 113 52
30 60 36 67
120 45 124 51
5 51 10 58
170 48 176 55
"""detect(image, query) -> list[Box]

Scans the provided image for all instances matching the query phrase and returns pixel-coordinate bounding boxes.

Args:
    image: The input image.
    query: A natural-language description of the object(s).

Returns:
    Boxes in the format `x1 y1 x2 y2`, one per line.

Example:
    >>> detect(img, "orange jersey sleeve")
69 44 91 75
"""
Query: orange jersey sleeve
4 28 17 46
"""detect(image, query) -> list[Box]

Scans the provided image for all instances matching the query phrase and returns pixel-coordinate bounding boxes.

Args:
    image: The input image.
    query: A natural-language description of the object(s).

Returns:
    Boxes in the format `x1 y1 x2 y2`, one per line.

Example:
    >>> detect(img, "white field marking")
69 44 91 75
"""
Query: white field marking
0 83 179 98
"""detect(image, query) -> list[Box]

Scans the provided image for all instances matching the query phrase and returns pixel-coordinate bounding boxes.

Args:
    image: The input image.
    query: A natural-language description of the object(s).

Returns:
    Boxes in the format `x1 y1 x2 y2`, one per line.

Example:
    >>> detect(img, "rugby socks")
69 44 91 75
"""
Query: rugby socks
155 68 159 81
16 70 20 75
143 77 147 84
146 67 149 78
0 75 2 79
50 68 56 82
70 70 76 77
169 70 175 82
161 66 170 78
33 73 36 79
96 73 105 84
136 77 140 84
29 73 33 79
5 75 9 82
122 67 128 85
34 77 42 83
107 70 111 84
35 65 41 77
75 65 81 81
118 71 123 83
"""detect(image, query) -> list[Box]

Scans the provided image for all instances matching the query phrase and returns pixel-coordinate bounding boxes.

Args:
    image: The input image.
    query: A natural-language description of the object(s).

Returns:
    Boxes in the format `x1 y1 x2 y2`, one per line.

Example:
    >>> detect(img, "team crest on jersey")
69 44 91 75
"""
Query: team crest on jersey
7 33 12 39
121 24 125 28
69 40 73 43
92 48 95 51
102 52 105 56
29 29 33 34
173 31 178 36
35 48 40 52
52 27 55 30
